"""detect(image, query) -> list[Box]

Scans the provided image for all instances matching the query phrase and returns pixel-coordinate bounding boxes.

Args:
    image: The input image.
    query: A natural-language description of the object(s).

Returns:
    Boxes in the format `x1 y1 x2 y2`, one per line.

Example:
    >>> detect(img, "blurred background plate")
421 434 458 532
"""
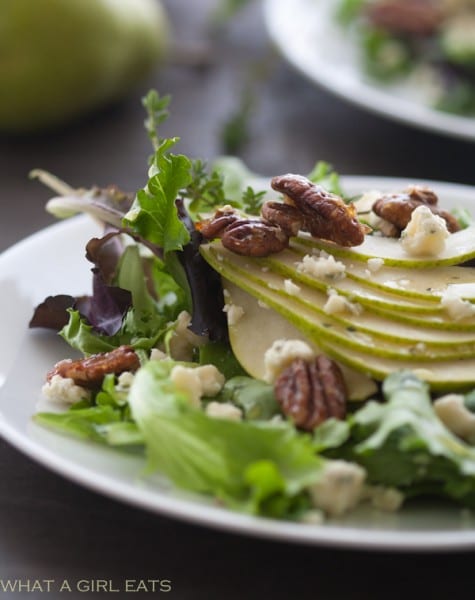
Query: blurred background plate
264 0 475 141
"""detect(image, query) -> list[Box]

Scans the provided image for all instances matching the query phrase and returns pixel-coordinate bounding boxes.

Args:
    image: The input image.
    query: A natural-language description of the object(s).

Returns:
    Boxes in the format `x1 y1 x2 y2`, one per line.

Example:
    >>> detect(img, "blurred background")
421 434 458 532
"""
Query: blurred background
1 0 475 598
2 0 475 252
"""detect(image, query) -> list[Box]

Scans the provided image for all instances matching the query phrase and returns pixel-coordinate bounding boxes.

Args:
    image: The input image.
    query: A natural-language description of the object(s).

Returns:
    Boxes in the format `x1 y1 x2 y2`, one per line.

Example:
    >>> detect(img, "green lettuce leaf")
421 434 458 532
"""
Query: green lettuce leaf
60 309 118 354
214 376 280 421
34 405 122 444
128 360 323 516
335 371 475 506
198 341 247 380
35 374 143 447
124 138 192 254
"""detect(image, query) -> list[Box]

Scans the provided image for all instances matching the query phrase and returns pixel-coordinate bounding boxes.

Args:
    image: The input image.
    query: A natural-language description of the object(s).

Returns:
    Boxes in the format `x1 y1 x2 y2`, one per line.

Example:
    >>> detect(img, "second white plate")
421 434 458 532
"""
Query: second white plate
264 0 475 141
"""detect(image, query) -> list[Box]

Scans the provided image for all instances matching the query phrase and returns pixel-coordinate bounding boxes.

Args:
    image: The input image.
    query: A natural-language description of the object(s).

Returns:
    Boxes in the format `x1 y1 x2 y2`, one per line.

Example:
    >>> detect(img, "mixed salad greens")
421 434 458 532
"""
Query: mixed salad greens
336 0 475 116
29 91 475 522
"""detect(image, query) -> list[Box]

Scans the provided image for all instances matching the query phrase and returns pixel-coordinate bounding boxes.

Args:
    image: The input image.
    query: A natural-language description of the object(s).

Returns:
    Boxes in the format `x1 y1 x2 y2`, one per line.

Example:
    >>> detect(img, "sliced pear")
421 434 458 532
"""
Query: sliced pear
224 281 378 401
202 244 475 390
289 240 475 303
263 248 443 315
295 224 475 268
202 246 475 374
222 277 475 393
203 244 475 349
209 242 475 334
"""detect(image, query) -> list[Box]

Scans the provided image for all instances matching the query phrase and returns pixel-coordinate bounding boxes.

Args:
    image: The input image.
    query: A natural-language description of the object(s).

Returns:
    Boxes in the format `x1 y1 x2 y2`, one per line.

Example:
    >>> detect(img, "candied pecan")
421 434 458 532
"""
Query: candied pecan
196 206 241 239
406 185 438 205
274 356 347 431
366 0 443 36
47 345 140 389
221 219 289 257
271 174 368 247
261 201 303 236
372 190 460 234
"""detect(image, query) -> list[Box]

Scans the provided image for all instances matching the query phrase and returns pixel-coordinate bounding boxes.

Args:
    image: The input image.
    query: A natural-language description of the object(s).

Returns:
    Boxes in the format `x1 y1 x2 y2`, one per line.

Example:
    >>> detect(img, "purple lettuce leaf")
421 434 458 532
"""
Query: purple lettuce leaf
176 199 228 342
75 269 131 336
29 294 77 330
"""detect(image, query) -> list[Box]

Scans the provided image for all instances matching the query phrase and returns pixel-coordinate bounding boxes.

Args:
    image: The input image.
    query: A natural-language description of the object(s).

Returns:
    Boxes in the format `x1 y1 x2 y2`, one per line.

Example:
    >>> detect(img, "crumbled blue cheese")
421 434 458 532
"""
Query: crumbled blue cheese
323 288 363 316
400 205 449 257
384 279 408 290
434 393 475 444
362 485 404 512
223 302 245 326
296 252 346 281
196 364 226 397
42 374 91 405
170 364 225 408
206 401 242 421
367 257 384 273
353 190 383 214
169 311 205 361
150 348 168 361
410 342 427 355
170 365 202 407
440 289 475 320
308 460 366 516
117 371 135 389
283 279 301 296
368 211 390 232
263 339 315 383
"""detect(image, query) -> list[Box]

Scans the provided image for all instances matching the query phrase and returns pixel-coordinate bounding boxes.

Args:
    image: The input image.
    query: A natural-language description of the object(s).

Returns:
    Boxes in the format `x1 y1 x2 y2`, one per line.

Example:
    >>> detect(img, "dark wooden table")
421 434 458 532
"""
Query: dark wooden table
1 1 475 598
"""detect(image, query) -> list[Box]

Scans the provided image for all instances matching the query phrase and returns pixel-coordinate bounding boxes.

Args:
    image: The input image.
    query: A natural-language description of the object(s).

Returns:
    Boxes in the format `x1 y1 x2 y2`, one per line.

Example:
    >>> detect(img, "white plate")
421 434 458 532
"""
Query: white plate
264 0 475 141
2 176 475 552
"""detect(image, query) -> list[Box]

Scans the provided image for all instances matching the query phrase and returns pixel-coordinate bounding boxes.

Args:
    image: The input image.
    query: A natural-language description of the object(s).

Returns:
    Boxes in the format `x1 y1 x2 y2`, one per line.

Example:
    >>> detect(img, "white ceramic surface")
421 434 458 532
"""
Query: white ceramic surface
2 177 475 551
264 0 475 141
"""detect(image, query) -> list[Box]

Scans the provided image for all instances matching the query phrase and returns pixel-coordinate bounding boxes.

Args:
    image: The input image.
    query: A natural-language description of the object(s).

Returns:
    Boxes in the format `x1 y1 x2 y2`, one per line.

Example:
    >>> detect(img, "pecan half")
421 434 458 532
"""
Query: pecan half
47 345 140 389
271 174 368 247
221 219 289 257
406 185 438 206
372 188 460 234
261 201 303 236
274 356 347 431
196 206 241 239
366 0 443 36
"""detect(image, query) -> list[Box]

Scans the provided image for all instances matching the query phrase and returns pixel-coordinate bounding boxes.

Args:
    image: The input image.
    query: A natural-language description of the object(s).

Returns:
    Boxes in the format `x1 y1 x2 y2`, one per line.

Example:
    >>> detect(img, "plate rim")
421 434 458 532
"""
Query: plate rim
2 175 475 552
263 0 475 142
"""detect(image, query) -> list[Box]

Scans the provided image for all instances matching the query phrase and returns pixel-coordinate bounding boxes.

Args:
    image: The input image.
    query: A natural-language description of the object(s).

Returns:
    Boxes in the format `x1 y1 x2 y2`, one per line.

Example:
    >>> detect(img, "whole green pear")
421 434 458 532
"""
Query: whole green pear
0 0 170 132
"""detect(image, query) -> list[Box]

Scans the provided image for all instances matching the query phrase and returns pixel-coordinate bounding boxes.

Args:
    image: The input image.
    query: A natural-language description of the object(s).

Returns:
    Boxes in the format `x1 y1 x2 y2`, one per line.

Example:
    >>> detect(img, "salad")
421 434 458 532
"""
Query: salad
336 0 475 116
29 91 475 522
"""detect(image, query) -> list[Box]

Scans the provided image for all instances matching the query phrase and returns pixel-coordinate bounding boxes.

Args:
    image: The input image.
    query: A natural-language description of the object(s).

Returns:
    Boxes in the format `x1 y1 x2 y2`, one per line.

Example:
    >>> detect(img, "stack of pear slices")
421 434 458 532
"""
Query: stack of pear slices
200 223 475 395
